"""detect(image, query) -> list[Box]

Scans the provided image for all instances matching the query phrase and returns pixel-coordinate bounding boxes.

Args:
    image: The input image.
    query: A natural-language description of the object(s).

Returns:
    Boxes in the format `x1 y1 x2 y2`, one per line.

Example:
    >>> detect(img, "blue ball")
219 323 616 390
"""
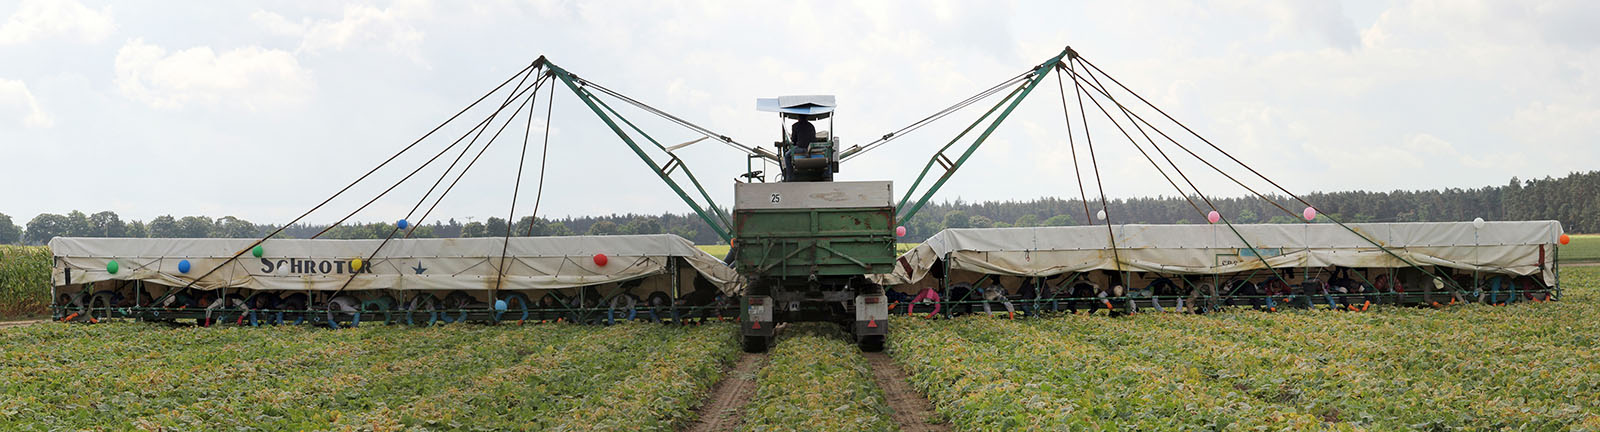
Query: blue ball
397 219 409 230
494 300 508 311
178 259 191 274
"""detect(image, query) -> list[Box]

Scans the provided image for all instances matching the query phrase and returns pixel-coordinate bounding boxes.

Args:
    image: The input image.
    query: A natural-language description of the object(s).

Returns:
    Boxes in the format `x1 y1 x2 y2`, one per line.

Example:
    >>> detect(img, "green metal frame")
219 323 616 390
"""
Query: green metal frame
545 62 734 243
896 47 1075 223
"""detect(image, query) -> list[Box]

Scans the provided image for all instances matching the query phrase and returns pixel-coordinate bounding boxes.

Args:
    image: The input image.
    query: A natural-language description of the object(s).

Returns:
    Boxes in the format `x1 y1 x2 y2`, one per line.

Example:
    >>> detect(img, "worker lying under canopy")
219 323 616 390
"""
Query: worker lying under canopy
50 235 744 295
871 221 1564 288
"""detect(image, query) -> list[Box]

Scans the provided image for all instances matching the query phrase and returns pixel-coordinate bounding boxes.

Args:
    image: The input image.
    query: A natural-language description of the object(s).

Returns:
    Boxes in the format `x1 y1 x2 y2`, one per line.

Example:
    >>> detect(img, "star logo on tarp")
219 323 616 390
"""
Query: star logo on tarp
412 262 427 274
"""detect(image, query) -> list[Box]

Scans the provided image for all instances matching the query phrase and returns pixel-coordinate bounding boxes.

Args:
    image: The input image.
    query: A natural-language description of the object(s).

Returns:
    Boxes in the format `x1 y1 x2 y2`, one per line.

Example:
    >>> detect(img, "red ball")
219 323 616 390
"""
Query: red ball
593 253 608 266
1559 234 1571 245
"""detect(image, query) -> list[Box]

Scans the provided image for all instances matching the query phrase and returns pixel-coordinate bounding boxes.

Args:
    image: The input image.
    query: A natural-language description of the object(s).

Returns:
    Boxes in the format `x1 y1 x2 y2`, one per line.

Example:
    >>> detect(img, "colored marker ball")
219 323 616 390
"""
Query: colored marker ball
593 253 608 266
1560 234 1571 245
107 260 119 274
252 245 264 258
351 258 364 271
1207 211 1221 224
397 219 409 230
178 259 191 273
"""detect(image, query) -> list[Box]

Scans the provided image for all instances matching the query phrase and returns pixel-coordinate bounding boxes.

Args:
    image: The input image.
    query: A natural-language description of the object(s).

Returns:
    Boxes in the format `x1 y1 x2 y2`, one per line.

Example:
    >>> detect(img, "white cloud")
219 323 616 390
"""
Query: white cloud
0 78 52 127
251 1 428 62
0 0 114 45
113 38 313 110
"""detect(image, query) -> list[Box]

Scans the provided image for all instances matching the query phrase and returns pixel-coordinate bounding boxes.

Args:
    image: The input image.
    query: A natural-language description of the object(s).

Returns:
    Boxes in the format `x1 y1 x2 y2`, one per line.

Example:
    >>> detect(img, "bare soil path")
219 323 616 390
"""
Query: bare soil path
0 319 46 329
684 353 764 432
864 352 950 432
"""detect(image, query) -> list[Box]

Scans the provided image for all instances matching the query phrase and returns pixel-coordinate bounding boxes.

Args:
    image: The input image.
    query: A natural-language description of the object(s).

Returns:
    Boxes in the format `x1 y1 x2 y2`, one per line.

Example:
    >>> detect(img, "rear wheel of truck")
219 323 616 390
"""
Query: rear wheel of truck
858 334 885 353
741 335 769 353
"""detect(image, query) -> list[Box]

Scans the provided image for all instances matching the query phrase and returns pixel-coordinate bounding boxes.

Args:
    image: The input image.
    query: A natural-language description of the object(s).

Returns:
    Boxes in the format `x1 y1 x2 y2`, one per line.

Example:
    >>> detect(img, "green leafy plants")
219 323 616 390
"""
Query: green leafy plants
741 323 894 432
890 267 1600 431
0 322 739 431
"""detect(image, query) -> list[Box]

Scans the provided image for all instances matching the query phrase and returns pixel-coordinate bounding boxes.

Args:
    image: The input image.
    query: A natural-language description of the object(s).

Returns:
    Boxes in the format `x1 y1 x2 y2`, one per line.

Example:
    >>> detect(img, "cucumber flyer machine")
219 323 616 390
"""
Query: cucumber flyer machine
49 46 1562 353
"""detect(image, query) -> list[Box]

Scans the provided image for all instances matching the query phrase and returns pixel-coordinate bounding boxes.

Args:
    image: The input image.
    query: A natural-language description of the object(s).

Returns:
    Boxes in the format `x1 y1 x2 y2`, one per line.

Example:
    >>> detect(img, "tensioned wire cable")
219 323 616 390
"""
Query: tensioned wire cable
1072 55 1473 297
175 60 542 293
328 74 548 301
1065 59 1291 288
496 75 559 292
843 71 1032 162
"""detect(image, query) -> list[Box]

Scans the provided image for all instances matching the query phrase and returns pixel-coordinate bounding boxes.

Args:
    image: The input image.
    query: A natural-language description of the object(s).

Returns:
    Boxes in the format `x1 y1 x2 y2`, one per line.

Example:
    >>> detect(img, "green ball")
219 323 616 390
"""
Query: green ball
252 245 264 258
107 260 119 274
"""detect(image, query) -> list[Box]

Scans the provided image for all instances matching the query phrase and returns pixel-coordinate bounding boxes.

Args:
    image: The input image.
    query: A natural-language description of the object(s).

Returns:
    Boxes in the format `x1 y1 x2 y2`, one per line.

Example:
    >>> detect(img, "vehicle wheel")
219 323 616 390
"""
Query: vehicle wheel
858 335 885 353
741 335 768 353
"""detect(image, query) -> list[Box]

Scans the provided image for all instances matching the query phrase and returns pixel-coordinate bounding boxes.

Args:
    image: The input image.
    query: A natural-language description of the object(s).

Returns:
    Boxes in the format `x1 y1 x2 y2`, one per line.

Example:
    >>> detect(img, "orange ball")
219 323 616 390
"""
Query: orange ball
1559 234 1571 245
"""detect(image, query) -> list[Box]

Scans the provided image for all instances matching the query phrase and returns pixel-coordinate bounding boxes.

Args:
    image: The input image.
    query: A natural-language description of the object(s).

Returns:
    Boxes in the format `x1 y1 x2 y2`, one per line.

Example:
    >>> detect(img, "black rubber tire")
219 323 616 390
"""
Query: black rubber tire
741 335 769 353
858 335 885 353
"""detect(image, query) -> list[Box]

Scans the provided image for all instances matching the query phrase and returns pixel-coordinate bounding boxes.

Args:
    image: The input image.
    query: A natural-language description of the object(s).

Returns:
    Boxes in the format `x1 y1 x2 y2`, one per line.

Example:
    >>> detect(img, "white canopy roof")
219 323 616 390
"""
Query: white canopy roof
872 221 1565 286
50 235 744 294
756 95 836 116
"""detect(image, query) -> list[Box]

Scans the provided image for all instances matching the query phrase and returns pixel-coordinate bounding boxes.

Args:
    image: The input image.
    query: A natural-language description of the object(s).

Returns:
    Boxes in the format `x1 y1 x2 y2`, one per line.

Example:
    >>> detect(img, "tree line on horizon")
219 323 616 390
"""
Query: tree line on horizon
3 170 1596 246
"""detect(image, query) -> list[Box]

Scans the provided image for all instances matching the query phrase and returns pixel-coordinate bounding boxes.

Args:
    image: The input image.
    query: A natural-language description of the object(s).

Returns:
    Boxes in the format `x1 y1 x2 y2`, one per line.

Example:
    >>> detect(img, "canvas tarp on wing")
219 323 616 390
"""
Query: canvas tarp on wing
871 221 1564 287
50 235 744 294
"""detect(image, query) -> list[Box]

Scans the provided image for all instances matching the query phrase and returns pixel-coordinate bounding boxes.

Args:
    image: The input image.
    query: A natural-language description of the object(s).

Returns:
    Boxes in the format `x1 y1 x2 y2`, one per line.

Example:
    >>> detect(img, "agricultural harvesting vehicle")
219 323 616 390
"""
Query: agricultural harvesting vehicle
51 45 1562 354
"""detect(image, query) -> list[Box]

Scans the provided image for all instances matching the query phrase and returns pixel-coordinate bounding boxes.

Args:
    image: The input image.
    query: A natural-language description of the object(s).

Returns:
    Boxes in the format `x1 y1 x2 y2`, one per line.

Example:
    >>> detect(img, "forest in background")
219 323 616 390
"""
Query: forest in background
3 170 1596 245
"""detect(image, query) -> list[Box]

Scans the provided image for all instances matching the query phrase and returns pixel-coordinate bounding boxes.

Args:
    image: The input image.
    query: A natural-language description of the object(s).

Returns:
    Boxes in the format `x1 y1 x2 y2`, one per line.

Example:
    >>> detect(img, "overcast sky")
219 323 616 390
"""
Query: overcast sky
2 0 1596 226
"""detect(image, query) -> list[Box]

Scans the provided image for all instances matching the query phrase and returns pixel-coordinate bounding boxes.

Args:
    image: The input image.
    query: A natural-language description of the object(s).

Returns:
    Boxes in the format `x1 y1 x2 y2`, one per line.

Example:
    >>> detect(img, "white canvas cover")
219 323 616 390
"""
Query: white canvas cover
871 221 1564 287
50 235 744 294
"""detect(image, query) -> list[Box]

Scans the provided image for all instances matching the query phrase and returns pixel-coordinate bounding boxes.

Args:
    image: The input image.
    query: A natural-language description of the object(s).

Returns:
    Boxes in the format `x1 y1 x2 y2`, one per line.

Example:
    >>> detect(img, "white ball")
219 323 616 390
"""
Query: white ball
1095 209 1107 221
1472 217 1486 229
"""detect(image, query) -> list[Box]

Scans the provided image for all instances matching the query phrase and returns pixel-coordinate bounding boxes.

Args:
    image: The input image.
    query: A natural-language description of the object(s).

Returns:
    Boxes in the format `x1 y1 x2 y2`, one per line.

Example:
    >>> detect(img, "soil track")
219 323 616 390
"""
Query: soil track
864 352 950 431
0 319 45 328
684 353 764 432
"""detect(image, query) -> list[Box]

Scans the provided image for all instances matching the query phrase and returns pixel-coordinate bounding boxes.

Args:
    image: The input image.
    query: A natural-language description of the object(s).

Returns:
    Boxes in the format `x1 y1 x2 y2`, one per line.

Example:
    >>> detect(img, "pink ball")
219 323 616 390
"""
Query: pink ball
896 226 907 237
1302 207 1317 221
1206 211 1220 224
593 253 608 266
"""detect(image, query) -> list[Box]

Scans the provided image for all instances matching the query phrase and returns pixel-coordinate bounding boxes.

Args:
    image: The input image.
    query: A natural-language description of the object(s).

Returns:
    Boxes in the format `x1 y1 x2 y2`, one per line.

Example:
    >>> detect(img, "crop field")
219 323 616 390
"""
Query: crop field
0 322 738 431
0 245 50 319
740 323 893 432
889 267 1600 430
3 249 1599 430
1563 234 1600 263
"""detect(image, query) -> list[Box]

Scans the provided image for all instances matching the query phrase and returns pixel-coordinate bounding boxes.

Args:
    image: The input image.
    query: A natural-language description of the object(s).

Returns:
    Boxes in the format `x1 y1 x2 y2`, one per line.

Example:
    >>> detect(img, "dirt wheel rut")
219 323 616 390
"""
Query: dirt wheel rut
684 352 764 432
0 319 46 329
864 352 950 431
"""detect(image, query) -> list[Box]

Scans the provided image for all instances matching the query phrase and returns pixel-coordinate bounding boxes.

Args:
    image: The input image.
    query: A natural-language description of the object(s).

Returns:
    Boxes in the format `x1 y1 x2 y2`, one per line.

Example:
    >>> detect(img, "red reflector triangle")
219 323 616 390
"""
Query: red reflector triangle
867 320 877 328
752 321 761 329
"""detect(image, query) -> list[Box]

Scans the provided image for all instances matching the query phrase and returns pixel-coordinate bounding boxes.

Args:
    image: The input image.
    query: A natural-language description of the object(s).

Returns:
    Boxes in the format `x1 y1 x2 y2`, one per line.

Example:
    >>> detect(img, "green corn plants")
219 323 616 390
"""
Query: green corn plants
741 323 894 432
0 245 51 318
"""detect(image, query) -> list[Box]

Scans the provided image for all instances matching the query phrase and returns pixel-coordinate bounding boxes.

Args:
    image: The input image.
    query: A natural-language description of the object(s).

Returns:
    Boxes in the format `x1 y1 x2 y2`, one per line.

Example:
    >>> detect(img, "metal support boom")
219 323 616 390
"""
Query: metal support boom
895 47 1076 223
546 63 734 243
